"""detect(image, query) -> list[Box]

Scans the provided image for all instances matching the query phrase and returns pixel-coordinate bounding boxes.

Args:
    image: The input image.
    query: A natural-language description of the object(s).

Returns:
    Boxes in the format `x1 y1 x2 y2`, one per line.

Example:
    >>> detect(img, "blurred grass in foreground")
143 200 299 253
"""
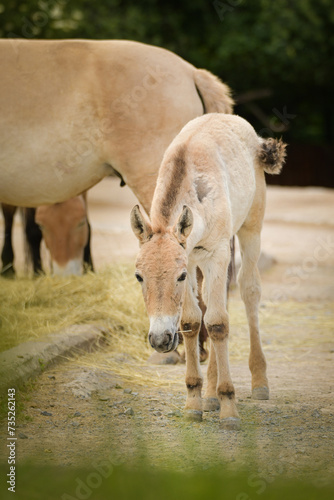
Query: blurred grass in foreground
0 463 333 500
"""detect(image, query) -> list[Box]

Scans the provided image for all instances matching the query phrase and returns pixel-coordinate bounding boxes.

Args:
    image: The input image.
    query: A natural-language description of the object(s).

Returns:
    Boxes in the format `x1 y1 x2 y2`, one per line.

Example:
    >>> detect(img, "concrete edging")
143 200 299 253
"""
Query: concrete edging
0 324 107 391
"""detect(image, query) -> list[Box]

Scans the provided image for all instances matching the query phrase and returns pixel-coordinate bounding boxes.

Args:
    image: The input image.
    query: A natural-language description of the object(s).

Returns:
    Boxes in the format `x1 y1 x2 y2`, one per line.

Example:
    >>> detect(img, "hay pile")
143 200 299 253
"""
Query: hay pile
0 264 150 359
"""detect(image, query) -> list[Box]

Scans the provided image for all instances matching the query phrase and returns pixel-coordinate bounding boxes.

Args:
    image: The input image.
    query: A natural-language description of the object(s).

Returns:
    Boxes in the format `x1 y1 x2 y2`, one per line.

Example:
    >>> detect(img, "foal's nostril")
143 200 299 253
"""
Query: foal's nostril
163 331 172 348
148 333 153 347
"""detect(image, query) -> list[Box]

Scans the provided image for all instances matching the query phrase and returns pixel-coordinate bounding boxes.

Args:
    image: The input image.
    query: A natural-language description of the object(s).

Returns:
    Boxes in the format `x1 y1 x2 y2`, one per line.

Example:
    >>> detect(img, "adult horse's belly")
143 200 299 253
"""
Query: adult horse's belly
0 153 108 207
0 39 203 208
0 114 110 206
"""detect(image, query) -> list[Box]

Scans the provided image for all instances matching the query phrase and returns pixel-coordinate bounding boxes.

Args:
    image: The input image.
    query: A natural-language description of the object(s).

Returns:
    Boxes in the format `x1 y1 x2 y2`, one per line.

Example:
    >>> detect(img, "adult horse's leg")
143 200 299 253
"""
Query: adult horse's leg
237 225 269 400
1 203 17 277
82 192 94 273
24 208 43 276
83 219 94 272
180 266 203 418
202 241 240 429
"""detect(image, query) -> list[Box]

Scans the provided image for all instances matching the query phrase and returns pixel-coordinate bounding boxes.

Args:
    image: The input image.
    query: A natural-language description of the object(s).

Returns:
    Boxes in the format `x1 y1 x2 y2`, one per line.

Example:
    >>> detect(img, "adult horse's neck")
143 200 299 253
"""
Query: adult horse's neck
150 144 192 233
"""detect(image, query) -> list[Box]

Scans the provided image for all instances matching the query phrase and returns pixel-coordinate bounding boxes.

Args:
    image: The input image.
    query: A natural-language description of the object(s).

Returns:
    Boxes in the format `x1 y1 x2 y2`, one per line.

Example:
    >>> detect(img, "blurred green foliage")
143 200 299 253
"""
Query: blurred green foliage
1 463 334 500
0 0 333 144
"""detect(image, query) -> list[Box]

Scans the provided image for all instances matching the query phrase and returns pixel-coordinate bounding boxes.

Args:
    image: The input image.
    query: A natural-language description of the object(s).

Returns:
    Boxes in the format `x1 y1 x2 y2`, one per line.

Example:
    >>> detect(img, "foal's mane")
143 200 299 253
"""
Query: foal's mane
152 144 188 232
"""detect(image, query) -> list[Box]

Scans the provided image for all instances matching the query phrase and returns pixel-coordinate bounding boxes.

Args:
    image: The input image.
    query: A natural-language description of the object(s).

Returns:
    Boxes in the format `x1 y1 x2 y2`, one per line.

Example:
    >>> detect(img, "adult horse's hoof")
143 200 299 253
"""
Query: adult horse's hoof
184 410 203 422
252 386 269 400
220 417 241 431
203 397 220 412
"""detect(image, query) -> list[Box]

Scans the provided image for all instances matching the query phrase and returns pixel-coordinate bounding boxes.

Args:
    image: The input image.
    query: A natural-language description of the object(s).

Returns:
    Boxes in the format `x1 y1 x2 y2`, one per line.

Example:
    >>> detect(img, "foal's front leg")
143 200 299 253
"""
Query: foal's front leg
203 339 220 411
202 246 240 429
181 270 203 419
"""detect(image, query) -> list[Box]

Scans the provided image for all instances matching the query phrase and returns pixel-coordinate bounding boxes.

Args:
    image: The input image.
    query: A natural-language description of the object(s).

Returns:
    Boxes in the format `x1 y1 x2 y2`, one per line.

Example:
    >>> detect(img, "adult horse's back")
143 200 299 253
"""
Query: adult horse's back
0 39 233 211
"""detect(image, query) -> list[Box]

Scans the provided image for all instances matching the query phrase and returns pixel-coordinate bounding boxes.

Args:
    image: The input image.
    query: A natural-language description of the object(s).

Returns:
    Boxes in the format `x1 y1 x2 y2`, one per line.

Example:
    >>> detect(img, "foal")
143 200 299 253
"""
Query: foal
131 114 286 429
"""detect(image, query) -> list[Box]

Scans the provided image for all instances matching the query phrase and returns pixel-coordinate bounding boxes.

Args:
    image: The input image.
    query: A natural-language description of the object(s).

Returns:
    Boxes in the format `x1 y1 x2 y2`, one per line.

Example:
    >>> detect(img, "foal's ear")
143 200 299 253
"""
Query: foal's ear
174 205 193 244
130 205 153 244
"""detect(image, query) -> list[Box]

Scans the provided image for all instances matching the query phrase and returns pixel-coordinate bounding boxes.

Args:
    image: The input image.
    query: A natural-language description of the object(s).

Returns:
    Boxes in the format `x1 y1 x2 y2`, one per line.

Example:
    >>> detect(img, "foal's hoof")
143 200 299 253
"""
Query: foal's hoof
220 417 241 431
203 398 220 412
252 386 269 400
184 410 203 422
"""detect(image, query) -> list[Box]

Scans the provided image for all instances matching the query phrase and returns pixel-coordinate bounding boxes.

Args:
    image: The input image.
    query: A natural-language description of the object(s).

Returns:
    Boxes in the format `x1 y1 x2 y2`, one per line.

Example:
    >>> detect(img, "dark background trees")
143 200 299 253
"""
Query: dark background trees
1 0 333 185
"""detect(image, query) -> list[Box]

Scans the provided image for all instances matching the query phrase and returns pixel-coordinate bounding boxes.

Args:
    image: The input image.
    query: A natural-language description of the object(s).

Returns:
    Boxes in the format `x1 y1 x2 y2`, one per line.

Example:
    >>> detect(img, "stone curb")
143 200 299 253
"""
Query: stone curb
0 324 107 392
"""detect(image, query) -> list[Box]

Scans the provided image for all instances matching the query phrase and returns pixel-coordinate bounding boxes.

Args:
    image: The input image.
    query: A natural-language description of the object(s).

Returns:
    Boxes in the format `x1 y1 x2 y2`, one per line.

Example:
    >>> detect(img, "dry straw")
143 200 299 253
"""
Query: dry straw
0 264 149 358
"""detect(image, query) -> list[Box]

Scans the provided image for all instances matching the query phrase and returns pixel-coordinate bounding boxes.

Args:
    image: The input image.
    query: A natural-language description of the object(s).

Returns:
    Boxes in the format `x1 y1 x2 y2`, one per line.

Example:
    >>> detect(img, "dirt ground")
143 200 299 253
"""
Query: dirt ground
1 180 334 483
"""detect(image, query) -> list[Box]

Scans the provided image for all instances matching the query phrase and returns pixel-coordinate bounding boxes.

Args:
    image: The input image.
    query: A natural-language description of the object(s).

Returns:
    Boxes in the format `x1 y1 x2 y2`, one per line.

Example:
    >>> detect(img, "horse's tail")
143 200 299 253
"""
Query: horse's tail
258 138 287 175
194 68 234 114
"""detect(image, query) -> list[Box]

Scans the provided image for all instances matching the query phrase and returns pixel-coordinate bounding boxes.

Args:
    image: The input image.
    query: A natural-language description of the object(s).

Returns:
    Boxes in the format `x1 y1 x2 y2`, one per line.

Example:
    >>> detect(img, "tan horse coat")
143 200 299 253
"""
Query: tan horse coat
0 39 232 210
35 194 90 275
131 113 286 428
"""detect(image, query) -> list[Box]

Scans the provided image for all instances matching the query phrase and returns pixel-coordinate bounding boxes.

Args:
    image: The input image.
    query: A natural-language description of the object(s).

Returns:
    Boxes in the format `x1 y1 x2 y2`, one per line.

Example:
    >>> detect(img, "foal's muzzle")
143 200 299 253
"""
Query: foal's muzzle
148 330 179 353
148 316 180 353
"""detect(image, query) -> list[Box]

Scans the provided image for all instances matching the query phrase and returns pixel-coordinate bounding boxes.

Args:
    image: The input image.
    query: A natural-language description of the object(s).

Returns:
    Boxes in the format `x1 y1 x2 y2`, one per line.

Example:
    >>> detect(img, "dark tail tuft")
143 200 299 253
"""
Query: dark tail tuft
258 138 287 175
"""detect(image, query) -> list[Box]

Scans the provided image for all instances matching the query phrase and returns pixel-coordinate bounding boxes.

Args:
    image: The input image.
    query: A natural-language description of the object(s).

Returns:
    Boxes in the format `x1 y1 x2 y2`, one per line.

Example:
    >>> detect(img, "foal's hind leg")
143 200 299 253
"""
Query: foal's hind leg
237 225 269 400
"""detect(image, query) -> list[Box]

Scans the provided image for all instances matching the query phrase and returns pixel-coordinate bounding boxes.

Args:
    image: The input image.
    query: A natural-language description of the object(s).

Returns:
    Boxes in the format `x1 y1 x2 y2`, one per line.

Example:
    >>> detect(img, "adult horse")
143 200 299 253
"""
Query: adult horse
0 39 233 359
0 39 233 213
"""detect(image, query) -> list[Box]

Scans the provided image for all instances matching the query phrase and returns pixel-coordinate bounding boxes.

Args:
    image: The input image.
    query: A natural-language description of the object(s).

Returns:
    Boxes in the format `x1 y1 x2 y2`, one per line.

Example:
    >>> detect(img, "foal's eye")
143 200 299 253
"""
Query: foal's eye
177 272 187 282
135 273 144 283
